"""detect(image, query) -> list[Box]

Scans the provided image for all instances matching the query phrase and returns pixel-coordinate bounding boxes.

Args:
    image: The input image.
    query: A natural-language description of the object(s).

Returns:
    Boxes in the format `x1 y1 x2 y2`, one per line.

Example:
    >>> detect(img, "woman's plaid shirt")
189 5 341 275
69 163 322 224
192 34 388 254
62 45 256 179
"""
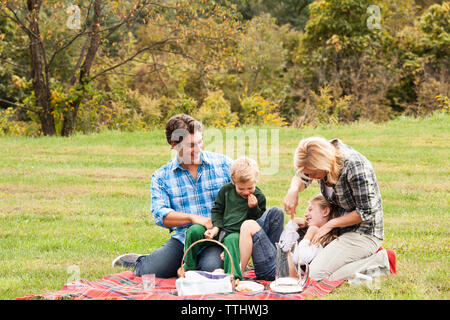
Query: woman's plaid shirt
297 139 384 240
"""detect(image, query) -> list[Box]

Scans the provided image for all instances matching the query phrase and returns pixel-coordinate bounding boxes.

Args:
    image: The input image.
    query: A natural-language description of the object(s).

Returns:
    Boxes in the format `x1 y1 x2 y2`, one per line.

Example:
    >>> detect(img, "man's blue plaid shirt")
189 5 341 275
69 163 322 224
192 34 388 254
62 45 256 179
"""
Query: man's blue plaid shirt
150 151 232 244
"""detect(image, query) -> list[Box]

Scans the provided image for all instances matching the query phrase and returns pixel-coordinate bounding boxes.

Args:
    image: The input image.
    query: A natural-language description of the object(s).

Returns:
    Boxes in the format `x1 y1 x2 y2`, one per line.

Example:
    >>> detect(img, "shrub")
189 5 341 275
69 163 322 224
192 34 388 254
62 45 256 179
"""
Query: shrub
194 90 238 128
292 85 352 128
0 107 41 137
404 74 450 116
239 93 287 126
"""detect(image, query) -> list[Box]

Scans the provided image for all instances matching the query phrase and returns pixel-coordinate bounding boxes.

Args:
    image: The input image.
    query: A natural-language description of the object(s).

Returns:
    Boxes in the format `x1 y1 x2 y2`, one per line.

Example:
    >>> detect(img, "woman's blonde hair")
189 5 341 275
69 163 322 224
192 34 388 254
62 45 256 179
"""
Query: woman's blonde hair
231 156 259 183
294 137 344 185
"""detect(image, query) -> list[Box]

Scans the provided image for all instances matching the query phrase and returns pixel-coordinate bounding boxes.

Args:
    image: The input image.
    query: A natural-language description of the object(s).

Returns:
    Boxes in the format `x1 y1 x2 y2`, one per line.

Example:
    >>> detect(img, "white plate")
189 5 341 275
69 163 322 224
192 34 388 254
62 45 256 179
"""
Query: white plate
270 280 304 293
235 281 264 293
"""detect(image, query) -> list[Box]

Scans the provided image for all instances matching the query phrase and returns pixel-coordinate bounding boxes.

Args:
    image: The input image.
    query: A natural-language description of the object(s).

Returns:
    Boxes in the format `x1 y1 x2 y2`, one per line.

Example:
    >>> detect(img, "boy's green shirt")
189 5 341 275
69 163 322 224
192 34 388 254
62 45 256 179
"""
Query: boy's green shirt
211 182 267 234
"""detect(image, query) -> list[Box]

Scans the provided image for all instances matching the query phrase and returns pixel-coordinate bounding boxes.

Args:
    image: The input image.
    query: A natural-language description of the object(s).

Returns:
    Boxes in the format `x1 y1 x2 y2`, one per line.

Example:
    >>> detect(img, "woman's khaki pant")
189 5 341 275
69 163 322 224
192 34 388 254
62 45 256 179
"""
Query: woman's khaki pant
309 232 390 281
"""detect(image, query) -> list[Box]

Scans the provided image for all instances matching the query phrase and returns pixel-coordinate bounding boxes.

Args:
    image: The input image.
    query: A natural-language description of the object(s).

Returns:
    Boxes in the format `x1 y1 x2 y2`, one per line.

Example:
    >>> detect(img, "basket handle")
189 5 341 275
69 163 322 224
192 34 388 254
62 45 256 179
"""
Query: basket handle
180 238 235 287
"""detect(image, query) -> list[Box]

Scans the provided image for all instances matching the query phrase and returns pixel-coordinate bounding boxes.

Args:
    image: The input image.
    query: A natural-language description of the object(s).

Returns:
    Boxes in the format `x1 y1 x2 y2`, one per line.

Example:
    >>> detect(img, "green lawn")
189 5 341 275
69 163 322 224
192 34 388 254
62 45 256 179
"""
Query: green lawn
0 112 449 300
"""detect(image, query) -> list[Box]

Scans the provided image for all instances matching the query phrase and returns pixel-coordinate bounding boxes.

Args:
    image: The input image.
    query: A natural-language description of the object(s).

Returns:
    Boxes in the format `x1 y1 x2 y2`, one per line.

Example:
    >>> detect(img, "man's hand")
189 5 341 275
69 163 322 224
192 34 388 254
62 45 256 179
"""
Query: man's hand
248 194 258 208
191 215 213 230
204 226 219 239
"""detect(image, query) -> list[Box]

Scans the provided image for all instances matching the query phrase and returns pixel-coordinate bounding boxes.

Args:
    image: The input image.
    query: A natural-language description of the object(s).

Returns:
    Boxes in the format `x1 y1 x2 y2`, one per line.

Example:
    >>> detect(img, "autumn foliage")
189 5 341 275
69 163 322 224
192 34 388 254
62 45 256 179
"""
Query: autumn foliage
0 0 448 136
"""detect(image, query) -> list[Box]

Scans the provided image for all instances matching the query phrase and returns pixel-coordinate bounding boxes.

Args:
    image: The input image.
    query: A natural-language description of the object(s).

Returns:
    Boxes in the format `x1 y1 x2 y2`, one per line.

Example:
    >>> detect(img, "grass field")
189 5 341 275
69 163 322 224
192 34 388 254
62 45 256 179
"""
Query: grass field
0 112 449 300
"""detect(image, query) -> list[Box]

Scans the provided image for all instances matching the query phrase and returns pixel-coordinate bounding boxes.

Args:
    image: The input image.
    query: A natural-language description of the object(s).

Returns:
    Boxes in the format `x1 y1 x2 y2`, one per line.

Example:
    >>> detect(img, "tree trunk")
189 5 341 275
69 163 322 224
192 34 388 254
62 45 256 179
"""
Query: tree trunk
61 0 102 137
61 98 82 137
28 0 56 136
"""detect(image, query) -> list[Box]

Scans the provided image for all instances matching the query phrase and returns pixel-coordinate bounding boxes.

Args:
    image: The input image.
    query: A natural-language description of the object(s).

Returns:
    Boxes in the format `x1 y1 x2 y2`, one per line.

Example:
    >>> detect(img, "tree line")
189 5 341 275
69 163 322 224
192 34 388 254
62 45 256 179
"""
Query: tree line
0 0 448 136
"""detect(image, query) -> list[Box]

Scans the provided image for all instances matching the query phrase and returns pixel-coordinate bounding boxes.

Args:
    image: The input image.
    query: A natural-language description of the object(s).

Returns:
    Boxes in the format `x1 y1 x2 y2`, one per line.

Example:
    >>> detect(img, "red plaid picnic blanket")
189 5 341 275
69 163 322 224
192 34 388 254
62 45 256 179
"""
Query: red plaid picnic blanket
17 269 344 300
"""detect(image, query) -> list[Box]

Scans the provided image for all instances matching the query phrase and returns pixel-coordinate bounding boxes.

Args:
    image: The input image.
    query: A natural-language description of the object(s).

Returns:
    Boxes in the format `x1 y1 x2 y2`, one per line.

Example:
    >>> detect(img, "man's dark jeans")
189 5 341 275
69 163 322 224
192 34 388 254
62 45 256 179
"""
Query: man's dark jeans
133 237 223 278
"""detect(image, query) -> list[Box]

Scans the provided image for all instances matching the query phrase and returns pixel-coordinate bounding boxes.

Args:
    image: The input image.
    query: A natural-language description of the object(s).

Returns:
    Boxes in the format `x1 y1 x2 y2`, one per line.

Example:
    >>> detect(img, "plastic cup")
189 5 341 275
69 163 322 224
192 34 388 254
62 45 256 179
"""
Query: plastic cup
142 274 155 291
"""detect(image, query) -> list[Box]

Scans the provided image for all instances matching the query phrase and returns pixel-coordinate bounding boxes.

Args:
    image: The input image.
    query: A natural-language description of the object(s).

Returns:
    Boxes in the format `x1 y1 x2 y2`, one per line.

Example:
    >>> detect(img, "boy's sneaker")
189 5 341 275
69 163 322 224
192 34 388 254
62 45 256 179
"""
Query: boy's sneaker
386 249 396 274
112 253 142 268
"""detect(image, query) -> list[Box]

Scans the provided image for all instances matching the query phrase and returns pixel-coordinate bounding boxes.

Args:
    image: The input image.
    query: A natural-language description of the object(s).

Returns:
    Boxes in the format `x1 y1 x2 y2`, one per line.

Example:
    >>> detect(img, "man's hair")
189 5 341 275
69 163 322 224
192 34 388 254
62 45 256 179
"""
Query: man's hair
230 156 259 184
165 114 203 145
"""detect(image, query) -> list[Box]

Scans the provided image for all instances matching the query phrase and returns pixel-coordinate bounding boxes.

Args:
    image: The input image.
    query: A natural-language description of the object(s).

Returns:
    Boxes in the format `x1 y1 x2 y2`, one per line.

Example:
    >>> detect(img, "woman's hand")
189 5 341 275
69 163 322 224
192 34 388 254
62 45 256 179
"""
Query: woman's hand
311 221 334 246
284 175 305 219
284 187 299 219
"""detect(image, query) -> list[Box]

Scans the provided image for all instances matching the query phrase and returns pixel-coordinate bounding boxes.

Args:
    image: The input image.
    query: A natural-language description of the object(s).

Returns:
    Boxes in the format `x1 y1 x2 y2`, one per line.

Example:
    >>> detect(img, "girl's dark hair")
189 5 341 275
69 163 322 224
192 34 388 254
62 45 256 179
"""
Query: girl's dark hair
165 114 203 145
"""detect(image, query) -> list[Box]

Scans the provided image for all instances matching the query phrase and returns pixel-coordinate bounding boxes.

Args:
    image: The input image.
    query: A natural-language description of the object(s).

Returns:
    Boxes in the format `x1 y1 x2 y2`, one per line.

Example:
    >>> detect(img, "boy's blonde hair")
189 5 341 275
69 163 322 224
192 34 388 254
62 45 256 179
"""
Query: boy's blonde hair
294 137 344 185
230 156 259 183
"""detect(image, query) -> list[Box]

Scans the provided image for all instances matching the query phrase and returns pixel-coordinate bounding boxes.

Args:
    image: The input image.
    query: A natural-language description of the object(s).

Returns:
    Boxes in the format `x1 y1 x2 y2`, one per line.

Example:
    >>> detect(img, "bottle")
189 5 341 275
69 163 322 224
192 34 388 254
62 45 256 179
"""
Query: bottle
364 265 388 278
348 272 373 286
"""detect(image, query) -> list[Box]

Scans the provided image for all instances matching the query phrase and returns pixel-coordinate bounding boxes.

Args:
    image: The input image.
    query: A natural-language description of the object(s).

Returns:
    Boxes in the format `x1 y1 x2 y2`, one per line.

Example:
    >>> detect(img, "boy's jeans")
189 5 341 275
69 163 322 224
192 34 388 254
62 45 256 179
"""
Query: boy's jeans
251 206 285 280
133 237 223 278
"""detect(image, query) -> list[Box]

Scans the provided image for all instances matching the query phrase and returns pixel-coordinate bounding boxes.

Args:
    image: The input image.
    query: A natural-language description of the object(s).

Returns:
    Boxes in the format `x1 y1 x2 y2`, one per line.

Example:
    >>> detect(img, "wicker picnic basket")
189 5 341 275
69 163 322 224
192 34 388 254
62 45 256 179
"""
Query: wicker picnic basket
178 238 236 291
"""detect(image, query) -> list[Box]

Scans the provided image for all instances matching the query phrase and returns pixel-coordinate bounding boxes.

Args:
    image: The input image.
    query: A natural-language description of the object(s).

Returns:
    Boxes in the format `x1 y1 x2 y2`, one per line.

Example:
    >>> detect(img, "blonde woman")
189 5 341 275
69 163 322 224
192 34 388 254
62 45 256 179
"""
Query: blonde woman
283 137 396 281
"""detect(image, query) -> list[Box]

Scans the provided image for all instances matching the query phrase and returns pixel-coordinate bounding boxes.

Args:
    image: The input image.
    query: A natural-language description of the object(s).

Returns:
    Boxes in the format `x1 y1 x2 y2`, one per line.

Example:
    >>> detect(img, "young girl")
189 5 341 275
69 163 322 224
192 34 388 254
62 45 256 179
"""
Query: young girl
288 194 338 277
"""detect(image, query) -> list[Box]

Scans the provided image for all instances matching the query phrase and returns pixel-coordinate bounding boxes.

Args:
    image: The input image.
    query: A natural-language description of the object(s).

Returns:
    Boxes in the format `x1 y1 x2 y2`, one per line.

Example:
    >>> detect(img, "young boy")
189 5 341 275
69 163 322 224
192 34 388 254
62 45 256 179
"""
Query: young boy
181 156 266 280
